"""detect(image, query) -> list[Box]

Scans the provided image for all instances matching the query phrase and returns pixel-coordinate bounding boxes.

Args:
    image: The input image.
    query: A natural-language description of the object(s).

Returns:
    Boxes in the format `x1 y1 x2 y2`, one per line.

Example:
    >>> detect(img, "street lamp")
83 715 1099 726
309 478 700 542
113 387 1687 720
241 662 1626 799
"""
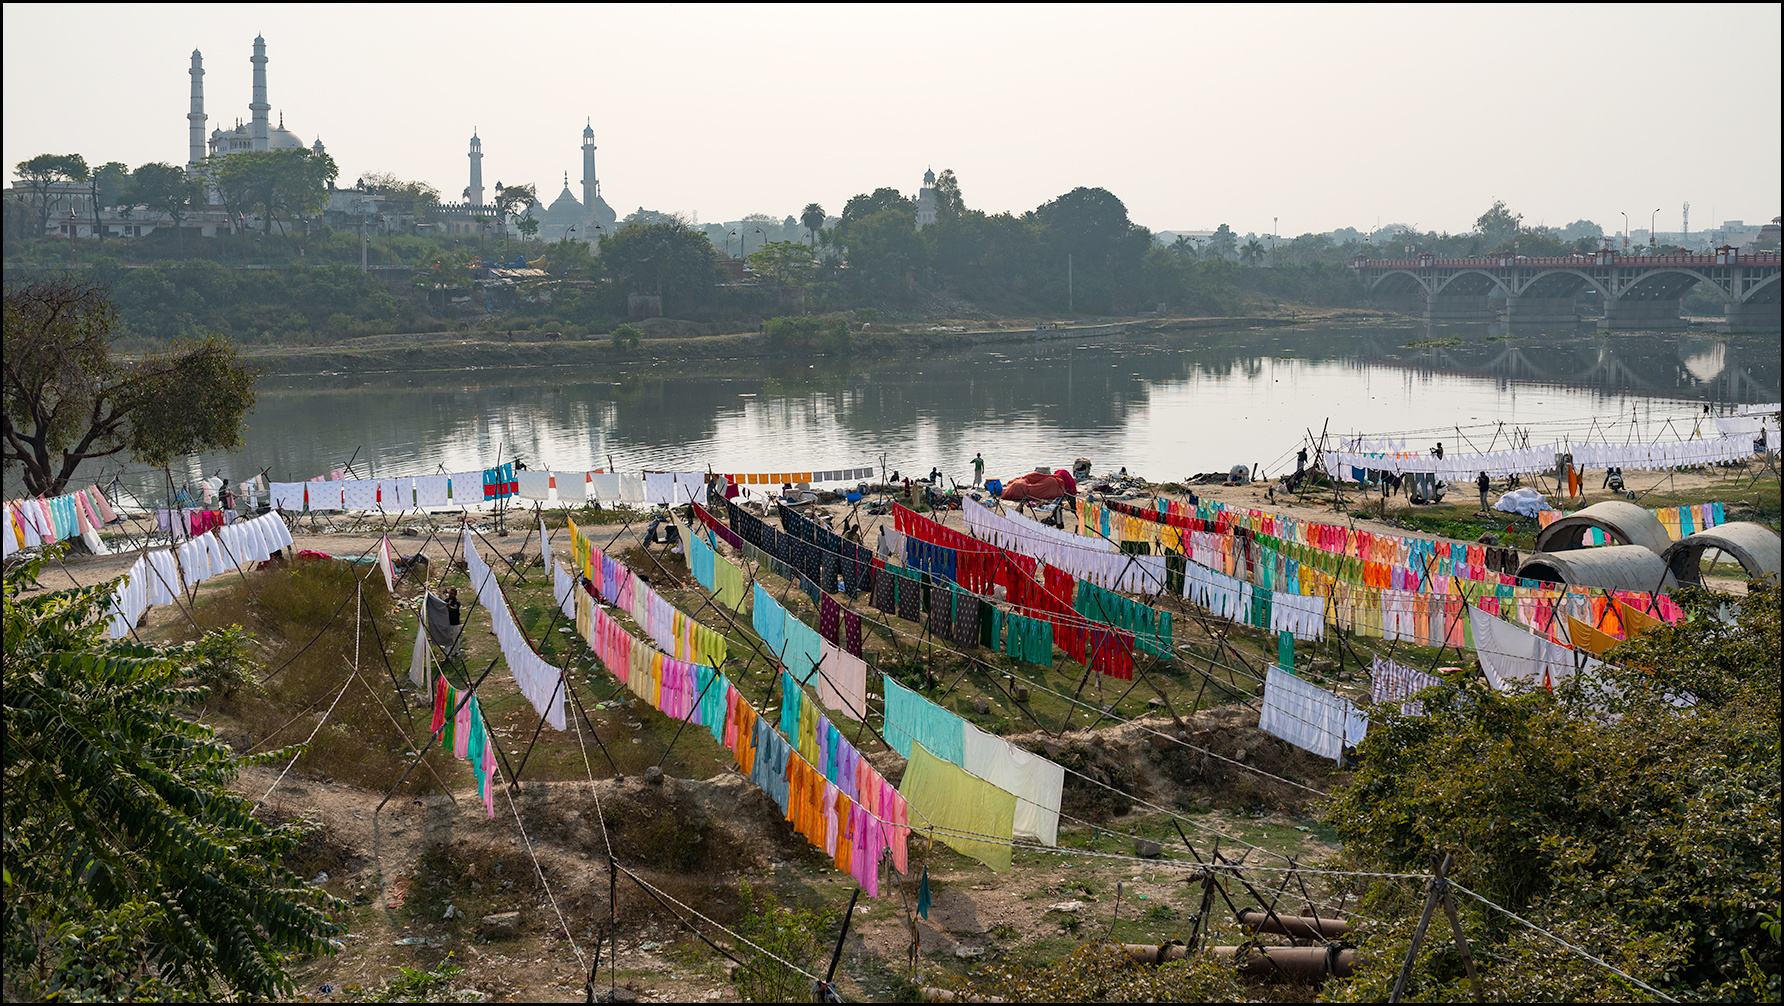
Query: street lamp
1620 211 1629 251
728 229 738 258
1650 208 1660 247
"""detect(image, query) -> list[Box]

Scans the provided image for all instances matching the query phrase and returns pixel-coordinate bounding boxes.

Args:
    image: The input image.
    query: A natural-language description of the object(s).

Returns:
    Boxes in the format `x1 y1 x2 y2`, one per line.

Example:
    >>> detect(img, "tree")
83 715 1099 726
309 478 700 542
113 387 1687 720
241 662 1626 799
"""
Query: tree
1475 199 1523 247
209 148 337 235
1324 582 1780 1000
2 554 343 1000
933 168 966 219
1206 223 1238 261
1239 238 1265 265
747 240 817 289
127 162 207 249
620 207 687 229
14 153 90 235
800 202 825 248
595 221 722 314
2 279 261 497
89 161 131 241
360 171 442 221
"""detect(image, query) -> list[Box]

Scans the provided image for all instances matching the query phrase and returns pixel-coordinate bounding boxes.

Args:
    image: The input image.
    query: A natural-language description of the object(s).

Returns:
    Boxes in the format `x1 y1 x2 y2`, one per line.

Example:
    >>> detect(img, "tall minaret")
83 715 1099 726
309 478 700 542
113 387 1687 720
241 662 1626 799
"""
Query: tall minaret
188 50 207 167
467 132 484 209
581 121 598 210
249 35 270 152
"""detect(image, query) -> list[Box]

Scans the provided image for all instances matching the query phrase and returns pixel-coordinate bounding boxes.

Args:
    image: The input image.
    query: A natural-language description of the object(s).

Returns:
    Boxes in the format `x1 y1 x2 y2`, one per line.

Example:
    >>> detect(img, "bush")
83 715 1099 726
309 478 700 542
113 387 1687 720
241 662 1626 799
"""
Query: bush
730 883 837 1002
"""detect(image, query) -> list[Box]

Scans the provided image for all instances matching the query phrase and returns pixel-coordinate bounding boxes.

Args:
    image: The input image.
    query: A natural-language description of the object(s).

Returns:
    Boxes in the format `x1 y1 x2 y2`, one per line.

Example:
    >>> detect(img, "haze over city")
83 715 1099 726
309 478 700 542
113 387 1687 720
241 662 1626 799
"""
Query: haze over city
5 2 1778 236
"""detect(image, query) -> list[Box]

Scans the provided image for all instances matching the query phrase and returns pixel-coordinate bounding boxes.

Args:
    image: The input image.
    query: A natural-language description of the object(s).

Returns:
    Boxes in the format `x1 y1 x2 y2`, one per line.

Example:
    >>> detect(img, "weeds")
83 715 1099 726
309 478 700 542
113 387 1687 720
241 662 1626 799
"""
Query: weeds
731 882 837 1003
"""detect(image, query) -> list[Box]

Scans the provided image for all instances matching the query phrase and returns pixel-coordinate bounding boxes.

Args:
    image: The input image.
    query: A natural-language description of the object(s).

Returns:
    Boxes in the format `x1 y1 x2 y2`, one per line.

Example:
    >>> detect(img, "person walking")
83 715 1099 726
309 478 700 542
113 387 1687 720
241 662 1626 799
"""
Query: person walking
972 452 985 487
1476 471 1491 515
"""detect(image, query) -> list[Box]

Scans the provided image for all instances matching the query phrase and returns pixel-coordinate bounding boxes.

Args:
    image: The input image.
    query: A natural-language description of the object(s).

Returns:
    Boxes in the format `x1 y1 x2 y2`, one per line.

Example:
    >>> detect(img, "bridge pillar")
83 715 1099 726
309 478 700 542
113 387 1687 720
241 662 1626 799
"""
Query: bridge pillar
1600 296 1686 331
1503 296 1578 327
1722 299 1781 333
1425 294 1494 323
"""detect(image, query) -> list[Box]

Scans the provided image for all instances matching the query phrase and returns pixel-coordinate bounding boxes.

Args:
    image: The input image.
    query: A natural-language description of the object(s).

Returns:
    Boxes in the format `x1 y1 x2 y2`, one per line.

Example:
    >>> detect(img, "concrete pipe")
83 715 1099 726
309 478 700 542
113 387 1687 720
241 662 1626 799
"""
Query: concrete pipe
1122 943 1357 980
1238 909 1351 939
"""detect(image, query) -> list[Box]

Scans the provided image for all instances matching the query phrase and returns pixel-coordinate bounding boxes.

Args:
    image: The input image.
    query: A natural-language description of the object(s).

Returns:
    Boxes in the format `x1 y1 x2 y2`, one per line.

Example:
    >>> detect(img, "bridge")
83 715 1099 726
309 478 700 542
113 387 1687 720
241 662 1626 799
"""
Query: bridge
1353 248 1780 331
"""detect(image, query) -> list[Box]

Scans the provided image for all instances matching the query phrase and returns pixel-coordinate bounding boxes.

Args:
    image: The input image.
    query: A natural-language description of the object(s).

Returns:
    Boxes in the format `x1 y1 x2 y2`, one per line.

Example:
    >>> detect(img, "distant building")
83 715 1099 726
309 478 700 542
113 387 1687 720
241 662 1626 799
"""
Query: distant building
915 168 937 229
434 122 617 242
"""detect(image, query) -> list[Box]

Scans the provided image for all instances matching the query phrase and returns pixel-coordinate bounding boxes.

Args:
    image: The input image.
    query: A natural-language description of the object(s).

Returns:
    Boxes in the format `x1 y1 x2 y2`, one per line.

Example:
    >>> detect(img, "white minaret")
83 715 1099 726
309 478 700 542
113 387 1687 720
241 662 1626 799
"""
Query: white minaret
249 35 270 152
188 50 207 167
581 121 598 210
467 131 484 209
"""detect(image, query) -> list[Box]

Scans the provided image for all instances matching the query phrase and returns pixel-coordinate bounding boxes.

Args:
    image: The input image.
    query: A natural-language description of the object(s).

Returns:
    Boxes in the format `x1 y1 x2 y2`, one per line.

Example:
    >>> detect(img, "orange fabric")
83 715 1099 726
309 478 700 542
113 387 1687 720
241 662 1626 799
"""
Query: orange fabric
1566 616 1622 657
833 791 853 873
1616 600 1664 638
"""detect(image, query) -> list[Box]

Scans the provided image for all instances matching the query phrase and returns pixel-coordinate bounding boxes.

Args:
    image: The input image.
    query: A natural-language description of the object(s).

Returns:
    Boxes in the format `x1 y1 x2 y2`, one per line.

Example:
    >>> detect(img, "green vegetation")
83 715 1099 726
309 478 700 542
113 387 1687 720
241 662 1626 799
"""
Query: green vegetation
3 277 260 496
731 882 838 1002
1323 580 1781 1001
2 553 343 1001
952 942 1246 1002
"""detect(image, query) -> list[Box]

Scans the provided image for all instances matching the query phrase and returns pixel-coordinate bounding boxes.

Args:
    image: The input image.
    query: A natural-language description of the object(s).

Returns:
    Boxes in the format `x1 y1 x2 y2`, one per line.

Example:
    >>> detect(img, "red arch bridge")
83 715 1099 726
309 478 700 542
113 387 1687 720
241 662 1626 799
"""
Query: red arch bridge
1353 248 1779 331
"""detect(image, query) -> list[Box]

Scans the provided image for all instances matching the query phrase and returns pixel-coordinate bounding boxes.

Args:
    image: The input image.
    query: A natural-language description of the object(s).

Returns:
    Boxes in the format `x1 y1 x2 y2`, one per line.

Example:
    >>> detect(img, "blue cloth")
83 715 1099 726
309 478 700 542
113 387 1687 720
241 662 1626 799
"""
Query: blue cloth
783 616 823 684
690 532 716 591
753 583 786 657
781 672 803 738
882 675 965 766
699 666 727 742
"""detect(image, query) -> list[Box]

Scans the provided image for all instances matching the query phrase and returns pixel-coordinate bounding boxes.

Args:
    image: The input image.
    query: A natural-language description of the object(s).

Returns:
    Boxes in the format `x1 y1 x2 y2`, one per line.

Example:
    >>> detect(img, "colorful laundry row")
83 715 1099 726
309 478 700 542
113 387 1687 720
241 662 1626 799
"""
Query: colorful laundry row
563 518 729 668
463 530 567 730
102 512 294 639
1536 501 1726 542
1369 656 1445 717
753 585 869 719
568 579 912 894
3 484 119 559
881 676 1064 851
720 467 876 485
431 678 498 818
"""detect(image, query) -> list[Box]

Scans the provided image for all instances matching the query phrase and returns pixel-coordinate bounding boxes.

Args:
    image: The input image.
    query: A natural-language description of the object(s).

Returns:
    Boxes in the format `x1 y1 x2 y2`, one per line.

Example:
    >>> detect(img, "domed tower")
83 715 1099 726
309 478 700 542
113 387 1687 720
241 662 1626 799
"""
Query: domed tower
249 35 270 152
467 131 484 209
188 50 207 167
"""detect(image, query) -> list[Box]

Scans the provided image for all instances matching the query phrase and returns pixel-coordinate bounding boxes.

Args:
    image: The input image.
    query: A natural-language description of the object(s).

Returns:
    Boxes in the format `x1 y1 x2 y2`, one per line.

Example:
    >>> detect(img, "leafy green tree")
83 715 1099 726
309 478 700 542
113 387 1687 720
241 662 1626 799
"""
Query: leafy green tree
2 554 343 1000
620 207 687 228
595 221 722 315
209 148 337 234
800 202 825 247
1206 223 1238 261
1475 199 1522 247
360 171 442 221
839 206 922 296
492 182 537 243
14 153 90 235
2 278 261 496
127 162 207 249
933 168 966 219
834 186 915 246
1240 238 1265 265
1325 581 1780 1000
747 240 817 289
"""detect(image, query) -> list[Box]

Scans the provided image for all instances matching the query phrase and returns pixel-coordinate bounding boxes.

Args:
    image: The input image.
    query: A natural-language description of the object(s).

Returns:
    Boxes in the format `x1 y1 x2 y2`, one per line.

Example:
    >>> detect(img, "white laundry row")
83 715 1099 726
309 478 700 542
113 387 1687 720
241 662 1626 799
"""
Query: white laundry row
104 512 294 639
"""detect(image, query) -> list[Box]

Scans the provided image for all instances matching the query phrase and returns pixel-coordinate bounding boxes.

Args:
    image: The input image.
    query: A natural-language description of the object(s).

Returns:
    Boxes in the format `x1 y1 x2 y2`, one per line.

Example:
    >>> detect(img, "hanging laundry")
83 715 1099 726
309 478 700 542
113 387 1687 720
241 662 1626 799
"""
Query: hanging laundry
1258 665 1367 763
898 742 1017 872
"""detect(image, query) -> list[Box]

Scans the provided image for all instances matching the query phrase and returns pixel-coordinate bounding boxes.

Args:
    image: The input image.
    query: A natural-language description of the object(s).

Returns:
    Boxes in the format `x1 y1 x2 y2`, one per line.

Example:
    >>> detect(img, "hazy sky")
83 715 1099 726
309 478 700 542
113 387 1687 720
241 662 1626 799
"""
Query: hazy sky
5 3 1778 236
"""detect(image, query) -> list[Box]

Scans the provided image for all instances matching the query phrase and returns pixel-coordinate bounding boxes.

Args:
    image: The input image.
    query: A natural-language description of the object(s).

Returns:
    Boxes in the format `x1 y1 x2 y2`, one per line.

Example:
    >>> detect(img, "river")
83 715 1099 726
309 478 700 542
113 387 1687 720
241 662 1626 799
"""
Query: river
79 322 1784 500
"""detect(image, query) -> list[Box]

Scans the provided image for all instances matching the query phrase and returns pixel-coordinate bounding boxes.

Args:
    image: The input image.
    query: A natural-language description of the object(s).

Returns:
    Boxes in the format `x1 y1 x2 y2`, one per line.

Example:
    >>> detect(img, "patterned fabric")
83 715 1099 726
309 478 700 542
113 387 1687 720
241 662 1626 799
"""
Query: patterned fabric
819 593 842 644
844 609 863 656
950 591 980 648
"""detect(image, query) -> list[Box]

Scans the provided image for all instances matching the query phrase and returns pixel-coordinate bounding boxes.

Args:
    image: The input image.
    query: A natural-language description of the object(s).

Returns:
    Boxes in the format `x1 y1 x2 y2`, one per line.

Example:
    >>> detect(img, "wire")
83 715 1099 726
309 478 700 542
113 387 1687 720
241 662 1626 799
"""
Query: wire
1449 882 1679 1003
258 674 354 805
497 753 590 972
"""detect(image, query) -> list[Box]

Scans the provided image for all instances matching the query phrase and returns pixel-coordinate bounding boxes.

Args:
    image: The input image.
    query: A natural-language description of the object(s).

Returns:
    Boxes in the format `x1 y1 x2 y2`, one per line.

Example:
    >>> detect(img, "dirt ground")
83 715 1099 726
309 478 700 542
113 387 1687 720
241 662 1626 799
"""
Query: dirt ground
9 461 1769 1002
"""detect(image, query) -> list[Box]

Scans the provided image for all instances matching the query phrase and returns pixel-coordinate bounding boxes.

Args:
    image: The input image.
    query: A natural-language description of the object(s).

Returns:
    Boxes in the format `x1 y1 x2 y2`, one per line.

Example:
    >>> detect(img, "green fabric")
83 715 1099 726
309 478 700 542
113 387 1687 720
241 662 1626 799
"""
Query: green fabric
1278 631 1294 673
900 742 1017 872
1074 579 1173 657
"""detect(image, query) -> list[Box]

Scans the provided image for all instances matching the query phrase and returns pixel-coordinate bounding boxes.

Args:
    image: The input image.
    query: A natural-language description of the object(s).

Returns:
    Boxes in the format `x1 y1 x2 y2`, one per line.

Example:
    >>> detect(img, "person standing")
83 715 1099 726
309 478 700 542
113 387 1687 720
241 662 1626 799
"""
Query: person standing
1476 471 1491 515
972 452 985 487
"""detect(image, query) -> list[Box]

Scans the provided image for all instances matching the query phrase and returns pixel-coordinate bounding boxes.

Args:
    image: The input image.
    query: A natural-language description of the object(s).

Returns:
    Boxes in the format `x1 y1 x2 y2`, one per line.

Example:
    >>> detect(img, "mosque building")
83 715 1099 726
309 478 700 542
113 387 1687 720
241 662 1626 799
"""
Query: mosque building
189 36 325 165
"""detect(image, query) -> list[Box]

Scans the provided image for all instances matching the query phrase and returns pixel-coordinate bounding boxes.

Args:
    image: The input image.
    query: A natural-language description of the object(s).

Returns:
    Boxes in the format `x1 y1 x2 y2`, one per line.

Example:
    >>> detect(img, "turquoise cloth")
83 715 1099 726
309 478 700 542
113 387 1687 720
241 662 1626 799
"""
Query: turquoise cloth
783 615 823 684
690 532 716 591
781 672 802 737
752 583 785 657
699 666 727 742
882 675 965 765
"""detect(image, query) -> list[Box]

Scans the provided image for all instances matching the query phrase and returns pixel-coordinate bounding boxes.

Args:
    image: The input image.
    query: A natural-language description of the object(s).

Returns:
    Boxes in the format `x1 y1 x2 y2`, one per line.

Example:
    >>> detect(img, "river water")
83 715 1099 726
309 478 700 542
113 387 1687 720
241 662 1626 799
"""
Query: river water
94 323 1784 499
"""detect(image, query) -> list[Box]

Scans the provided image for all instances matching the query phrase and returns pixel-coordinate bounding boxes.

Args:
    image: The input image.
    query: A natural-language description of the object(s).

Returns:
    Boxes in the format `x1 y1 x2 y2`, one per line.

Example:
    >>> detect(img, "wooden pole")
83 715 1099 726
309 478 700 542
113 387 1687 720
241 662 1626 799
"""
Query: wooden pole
1390 852 1452 1003
1441 880 1487 1003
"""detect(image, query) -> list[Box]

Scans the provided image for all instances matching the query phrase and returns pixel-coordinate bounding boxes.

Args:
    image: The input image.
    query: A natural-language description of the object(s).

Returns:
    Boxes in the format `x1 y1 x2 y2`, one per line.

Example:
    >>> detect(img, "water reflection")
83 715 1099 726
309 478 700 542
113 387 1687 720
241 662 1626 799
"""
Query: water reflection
83 323 1778 496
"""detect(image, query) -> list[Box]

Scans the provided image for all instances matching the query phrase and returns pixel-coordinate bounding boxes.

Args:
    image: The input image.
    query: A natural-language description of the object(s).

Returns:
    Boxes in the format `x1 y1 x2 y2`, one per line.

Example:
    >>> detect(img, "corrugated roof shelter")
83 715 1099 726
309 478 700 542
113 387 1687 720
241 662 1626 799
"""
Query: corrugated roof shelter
1535 500 1675 555
1518 545 1674 593
1661 522 1782 586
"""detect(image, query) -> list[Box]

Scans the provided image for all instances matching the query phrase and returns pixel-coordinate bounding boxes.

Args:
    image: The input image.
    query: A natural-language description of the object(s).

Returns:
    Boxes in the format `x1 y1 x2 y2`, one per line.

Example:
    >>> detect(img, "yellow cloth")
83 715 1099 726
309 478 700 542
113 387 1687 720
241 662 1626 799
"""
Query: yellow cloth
1616 600 1665 638
898 742 1017 872
1566 615 1622 657
713 553 748 611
